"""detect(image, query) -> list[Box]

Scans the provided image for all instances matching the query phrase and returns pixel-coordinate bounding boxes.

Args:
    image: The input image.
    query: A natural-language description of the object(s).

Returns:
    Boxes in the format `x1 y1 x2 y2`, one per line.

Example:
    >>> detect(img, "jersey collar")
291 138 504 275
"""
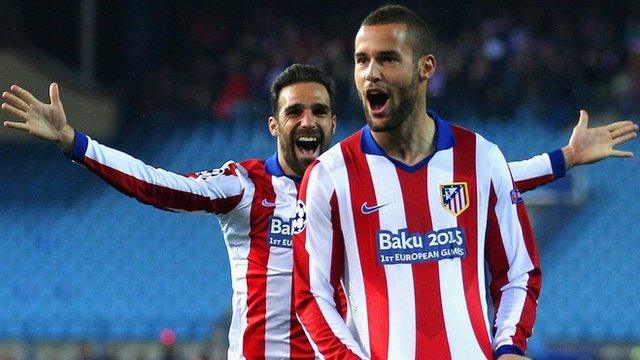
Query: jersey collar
265 153 303 183
360 110 455 173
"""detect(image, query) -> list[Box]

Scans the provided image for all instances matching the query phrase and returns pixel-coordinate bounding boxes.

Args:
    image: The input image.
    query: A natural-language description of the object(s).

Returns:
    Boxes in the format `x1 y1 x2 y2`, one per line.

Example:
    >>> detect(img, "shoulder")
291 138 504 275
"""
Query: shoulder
238 158 265 172
316 128 364 171
451 124 501 157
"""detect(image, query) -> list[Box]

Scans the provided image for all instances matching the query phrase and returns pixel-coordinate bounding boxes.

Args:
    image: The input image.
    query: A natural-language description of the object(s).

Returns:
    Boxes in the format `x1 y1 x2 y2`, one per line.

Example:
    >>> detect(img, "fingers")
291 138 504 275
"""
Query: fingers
605 120 634 132
612 132 637 146
578 109 589 128
608 122 638 139
1 102 27 120
2 91 30 112
49 82 61 106
609 149 634 158
3 120 29 132
9 84 38 105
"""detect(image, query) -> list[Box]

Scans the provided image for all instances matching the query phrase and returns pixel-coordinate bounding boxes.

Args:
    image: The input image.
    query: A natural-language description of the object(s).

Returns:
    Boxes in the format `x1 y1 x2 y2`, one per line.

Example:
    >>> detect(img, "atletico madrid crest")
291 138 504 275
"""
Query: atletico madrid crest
440 182 469 216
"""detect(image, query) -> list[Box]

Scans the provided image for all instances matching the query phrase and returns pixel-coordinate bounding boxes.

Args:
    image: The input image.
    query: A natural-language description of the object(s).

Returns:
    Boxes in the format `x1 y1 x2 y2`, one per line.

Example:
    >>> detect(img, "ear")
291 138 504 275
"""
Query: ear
331 114 337 136
418 54 436 82
268 116 279 137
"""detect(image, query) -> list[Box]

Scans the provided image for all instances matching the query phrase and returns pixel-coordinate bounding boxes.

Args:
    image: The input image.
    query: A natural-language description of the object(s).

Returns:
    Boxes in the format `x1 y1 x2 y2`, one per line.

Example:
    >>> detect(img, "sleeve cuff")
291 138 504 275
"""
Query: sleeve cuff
548 148 566 179
494 344 525 358
63 129 89 162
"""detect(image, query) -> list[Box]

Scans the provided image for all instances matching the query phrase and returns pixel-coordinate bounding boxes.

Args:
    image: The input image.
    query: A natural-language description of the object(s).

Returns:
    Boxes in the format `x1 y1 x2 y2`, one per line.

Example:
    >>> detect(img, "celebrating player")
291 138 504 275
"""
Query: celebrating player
2 62 635 359
292 5 636 360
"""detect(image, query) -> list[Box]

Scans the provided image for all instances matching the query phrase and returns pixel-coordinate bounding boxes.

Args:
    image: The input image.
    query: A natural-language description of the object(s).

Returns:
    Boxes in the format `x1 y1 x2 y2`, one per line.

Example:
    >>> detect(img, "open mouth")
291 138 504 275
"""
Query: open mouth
294 135 321 157
366 89 390 114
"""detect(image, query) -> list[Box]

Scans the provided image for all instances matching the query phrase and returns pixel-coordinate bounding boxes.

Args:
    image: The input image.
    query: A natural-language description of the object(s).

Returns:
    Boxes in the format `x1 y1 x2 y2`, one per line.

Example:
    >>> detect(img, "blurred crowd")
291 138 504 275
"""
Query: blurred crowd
140 2 640 125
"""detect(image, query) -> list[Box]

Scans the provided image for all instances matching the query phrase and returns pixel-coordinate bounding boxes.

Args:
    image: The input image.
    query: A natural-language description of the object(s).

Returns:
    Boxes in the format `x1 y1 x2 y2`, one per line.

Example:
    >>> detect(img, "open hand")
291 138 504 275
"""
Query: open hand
2 83 74 151
563 110 637 169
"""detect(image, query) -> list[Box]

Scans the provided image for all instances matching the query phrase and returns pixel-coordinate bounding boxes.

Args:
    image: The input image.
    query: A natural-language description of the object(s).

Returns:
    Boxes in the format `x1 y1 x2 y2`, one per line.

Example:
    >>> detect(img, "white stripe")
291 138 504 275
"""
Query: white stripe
306 159 368 358
326 150 371 356
263 176 297 358
474 138 493 341
366 154 416 360
263 269 293 358
493 286 528 348
428 149 485 359
219 173 255 360
508 153 553 182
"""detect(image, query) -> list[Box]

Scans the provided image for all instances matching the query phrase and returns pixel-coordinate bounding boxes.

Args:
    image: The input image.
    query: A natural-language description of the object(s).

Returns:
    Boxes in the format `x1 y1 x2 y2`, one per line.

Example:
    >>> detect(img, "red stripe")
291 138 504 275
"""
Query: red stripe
83 158 242 213
330 194 349 320
451 126 493 358
341 135 389 359
243 161 275 360
515 174 555 193
289 285 315 359
511 197 542 351
485 184 509 316
293 160 360 360
396 167 451 358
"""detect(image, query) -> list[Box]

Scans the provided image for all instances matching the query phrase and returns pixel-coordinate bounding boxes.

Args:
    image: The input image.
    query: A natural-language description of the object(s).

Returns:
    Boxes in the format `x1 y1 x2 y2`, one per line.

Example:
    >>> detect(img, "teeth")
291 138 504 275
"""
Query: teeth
367 89 387 95
297 136 318 142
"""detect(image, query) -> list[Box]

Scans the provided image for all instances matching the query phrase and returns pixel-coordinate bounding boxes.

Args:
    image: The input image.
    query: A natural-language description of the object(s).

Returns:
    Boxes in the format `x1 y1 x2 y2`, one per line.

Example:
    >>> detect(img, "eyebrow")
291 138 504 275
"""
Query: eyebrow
377 50 401 58
354 50 402 58
283 103 330 113
311 103 330 112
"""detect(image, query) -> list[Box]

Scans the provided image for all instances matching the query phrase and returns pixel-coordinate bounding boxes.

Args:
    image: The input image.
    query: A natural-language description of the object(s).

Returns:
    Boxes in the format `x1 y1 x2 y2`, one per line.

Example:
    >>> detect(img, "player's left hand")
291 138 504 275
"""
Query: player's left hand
562 110 637 169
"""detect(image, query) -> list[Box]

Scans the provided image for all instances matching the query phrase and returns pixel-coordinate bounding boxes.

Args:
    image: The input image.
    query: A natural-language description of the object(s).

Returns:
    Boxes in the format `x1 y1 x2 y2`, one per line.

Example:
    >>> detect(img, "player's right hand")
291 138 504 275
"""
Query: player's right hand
2 83 74 151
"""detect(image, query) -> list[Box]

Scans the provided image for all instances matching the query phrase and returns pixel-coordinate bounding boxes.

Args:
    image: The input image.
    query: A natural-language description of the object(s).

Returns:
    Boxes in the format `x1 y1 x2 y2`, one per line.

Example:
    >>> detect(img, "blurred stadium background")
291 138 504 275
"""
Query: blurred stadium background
0 0 638 359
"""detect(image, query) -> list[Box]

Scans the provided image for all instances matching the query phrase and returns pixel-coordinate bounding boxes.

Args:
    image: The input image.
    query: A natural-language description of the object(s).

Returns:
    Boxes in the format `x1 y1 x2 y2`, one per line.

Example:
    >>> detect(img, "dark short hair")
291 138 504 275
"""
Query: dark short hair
270 64 336 116
361 4 433 61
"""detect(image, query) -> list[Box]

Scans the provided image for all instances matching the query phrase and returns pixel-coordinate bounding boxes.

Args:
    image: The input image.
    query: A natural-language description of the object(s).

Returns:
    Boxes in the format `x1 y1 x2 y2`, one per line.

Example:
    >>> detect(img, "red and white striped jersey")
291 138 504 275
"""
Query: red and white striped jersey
67 132 315 360
66 122 558 359
293 112 542 360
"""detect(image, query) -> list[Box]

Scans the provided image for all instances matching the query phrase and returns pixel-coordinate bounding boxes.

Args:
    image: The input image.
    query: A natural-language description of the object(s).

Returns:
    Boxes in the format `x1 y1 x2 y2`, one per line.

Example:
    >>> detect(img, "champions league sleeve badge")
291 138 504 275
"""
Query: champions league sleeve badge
510 188 523 204
194 168 225 179
440 182 469 216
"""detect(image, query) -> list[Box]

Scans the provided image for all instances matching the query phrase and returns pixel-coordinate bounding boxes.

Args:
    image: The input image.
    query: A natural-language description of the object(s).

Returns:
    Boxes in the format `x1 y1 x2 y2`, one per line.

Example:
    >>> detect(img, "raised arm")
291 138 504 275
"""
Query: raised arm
2 83 244 214
508 110 637 192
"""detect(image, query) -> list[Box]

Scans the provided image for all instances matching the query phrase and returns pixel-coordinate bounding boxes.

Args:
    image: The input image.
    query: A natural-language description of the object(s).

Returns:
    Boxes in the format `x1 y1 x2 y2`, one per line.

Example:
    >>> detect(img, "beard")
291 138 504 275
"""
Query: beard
365 71 420 133
280 126 330 177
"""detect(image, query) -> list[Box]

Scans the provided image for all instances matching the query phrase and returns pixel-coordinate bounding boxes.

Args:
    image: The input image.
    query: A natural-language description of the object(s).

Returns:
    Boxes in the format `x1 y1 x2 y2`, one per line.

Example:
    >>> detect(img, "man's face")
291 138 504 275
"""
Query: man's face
354 23 420 132
269 82 336 176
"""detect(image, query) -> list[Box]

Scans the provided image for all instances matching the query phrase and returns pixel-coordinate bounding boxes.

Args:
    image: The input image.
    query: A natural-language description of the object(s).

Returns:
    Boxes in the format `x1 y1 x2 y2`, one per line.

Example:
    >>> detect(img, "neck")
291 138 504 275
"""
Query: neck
277 152 300 177
371 107 436 166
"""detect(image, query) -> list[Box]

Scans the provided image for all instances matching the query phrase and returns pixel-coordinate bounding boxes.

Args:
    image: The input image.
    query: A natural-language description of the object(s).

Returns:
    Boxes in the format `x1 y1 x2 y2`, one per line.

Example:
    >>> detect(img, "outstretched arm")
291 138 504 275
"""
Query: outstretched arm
3 83 75 152
2 83 244 215
509 110 637 192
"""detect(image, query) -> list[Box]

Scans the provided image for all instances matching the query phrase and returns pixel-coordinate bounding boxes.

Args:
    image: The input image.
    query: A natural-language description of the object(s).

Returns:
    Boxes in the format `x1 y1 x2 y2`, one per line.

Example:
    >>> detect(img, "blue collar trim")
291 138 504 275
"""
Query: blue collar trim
360 110 455 173
265 153 303 183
